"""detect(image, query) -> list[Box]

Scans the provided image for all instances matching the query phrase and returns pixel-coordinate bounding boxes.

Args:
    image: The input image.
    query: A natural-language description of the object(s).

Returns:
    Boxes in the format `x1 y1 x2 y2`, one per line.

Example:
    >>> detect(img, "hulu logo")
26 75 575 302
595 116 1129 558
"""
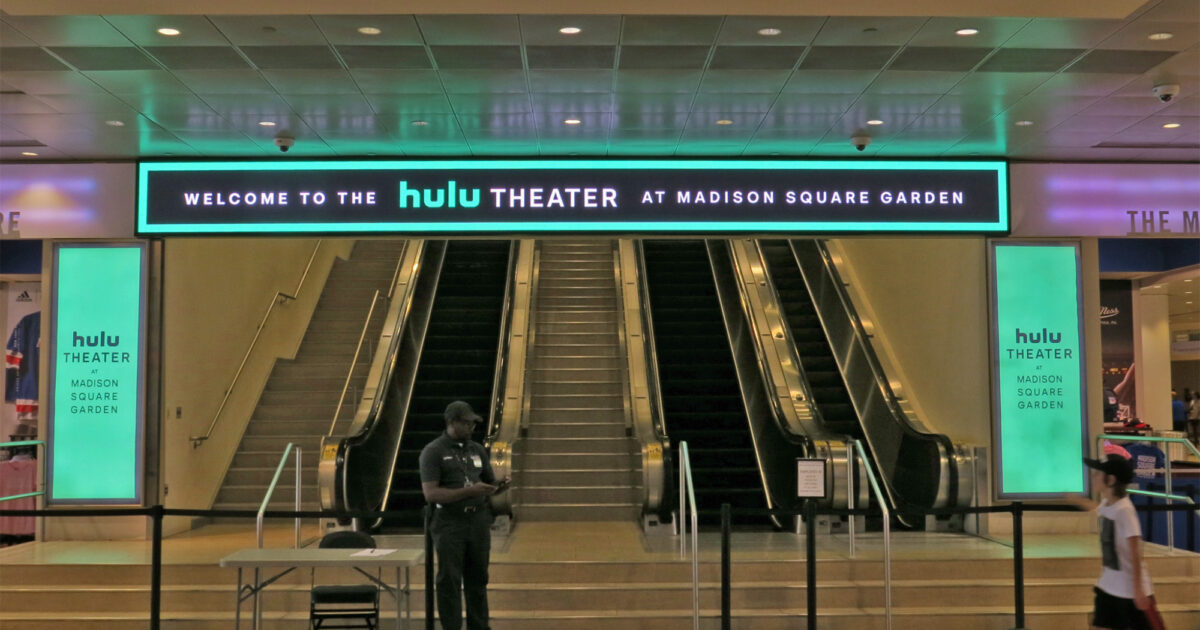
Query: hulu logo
398 180 481 209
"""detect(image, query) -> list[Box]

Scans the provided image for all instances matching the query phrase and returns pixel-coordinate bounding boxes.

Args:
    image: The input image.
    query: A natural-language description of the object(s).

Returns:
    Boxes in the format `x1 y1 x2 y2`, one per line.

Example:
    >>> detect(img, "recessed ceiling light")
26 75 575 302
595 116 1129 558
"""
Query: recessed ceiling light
20 151 37 156
357 26 382 36
563 118 582 125
411 120 429 127
716 119 734 126
1186 279 1193 282
1148 32 1174 41
1163 122 1181 129
559 27 582 35
955 28 979 36
867 119 884 126
105 120 125 127
258 121 276 127
1015 120 1034 126
757 28 782 37
157 27 181 37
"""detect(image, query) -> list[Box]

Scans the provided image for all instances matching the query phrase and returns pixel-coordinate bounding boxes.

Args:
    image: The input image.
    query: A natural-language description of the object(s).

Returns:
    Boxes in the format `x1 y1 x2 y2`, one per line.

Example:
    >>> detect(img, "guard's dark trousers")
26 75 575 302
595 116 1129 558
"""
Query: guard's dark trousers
432 508 491 630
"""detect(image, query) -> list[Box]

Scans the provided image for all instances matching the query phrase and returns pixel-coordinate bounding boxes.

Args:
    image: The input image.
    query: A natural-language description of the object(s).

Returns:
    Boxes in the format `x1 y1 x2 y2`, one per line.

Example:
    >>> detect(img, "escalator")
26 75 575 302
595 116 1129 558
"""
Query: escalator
381 240 513 529
325 240 515 530
640 240 768 523
758 239 964 519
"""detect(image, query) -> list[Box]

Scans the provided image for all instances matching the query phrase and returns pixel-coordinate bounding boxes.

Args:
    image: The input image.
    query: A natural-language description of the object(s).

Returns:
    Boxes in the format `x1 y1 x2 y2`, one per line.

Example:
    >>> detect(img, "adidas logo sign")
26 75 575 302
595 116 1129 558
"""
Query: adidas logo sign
15 290 33 303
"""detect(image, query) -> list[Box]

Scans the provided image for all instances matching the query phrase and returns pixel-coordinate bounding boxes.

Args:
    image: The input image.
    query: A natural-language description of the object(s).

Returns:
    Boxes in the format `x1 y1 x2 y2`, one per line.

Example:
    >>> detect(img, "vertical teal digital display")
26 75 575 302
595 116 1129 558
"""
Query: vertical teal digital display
991 243 1087 498
48 245 146 504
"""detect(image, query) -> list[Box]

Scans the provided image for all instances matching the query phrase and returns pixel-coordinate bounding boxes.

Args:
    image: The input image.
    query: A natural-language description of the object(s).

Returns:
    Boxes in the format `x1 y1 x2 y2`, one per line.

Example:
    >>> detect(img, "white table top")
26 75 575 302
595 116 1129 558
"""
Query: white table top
220 547 425 568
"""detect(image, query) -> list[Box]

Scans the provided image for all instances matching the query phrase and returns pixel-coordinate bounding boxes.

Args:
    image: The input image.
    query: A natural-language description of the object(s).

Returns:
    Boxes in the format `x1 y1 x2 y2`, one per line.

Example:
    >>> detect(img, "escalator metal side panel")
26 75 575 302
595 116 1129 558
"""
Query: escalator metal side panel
705 240 804 527
619 239 671 518
325 241 448 525
485 240 532 517
788 239 964 513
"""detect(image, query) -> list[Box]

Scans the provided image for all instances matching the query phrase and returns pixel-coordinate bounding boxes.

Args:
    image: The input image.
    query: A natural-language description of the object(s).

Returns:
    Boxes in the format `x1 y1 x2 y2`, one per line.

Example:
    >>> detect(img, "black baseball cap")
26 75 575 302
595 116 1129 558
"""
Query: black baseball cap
1083 454 1135 484
444 400 482 424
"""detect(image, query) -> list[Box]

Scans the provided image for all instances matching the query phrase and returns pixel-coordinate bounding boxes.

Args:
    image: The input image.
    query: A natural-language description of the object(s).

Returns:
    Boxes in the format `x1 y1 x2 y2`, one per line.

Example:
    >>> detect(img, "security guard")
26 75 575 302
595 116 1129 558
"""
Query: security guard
419 401 509 630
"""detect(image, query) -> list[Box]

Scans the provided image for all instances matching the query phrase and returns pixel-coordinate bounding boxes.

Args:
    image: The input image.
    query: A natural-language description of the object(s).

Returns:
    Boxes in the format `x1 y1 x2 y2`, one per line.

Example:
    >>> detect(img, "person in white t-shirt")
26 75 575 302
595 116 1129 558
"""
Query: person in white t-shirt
1067 454 1164 630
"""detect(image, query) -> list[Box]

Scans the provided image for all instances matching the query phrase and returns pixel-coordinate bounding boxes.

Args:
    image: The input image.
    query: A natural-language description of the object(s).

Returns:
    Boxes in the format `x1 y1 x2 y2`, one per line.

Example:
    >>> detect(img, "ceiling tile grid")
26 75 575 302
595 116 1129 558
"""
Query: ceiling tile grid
0 10 1194 160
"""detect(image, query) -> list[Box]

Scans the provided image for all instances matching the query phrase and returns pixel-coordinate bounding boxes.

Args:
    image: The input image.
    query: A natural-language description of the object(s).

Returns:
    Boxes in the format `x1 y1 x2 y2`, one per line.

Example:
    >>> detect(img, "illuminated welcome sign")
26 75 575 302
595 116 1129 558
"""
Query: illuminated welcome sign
138 160 1007 234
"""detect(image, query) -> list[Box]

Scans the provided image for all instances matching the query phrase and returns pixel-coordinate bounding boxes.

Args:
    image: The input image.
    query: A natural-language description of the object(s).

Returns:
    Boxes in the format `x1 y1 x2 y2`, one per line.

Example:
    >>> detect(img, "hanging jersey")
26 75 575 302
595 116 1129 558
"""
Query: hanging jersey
5 312 40 422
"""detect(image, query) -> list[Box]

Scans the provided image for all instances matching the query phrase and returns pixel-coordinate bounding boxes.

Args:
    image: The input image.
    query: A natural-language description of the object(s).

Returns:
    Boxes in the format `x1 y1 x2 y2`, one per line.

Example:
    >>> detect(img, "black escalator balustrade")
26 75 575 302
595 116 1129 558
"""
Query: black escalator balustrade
642 240 767 524
760 239 955 520
382 240 512 529
759 241 859 437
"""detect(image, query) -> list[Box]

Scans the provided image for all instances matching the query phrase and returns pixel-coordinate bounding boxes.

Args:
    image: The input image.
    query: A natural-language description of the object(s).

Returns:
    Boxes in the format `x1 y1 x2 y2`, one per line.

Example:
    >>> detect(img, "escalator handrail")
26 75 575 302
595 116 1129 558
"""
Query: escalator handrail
331 241 446 522
485 241 521 441
631 240 671 444
724 240 818 449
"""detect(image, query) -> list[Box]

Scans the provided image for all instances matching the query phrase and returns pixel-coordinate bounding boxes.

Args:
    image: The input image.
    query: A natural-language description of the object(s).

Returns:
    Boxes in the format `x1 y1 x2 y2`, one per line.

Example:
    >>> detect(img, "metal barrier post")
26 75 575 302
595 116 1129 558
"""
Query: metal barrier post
721 503 731 630
805 500 817 630
424 504 435 630
150 505 163 630
1012 501 1026 630
294 447 302 549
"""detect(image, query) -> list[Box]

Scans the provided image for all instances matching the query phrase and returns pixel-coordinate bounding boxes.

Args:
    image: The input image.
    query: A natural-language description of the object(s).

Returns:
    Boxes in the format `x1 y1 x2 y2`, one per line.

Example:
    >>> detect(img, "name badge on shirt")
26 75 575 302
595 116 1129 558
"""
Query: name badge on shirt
471 454 482 468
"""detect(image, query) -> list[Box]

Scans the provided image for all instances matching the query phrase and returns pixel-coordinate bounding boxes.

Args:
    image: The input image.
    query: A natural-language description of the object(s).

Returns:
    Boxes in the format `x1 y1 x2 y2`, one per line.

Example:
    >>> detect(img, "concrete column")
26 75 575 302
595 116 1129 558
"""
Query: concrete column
1134 286 1172 429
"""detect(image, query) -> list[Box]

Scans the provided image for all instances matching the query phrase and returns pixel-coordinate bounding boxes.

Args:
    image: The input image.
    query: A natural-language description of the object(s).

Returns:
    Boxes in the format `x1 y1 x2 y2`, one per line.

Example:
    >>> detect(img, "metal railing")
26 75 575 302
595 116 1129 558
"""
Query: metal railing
1128 489 1199 554
853 438 892 630
327 289 384 437
1098 433 1200 554
251 443 301 630
0 440 44 503
191 241 324 447
678 441 700 630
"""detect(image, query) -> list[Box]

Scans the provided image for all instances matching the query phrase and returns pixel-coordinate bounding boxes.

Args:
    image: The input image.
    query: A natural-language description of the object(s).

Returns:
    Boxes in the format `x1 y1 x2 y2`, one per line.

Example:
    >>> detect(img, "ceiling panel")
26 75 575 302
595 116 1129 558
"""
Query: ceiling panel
1066 49 1176 73
528 70 613 93
241 45 342 70
336 46 431 70
0 70 105 94
618 46 710 70
2 16 129 47
261 69 359 94
782 70 878 94
690 93 776 112
615 70 702 93
890 47 991 72
716 16 824 45
530 93 614 113
49 47 159 71
621 16 722 45
976 48 1084 72
1004 19 1124 49
519 15 622 46
439 70 528 93
907 17 1030 47
365 94 452 115
104 15 230 46
417 15 521 45
175 69 274 94
0 22 38 48
312 15 424 46
812 17 926 46
866 70 966 94
82 69 190 94
800 46 897 71
1 48 71 72
145 46 252 70
708 45 804 70
699 70 789 93
208 16 326 46
33 92 134 114
525 46 615 70
430 46 523 70
447 93 532 114
351 69 443 94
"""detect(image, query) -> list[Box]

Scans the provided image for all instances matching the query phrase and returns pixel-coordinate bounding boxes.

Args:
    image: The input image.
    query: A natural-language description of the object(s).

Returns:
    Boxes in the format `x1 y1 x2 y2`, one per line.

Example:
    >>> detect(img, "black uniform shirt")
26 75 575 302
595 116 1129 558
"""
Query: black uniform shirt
418 432 495 509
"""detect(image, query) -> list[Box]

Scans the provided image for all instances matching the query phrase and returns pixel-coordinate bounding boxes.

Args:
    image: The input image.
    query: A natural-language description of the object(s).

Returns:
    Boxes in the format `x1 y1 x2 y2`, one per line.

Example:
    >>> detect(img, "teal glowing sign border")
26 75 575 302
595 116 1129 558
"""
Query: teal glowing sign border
988 241 1089 499
46 243 147 505
137 159 1008 234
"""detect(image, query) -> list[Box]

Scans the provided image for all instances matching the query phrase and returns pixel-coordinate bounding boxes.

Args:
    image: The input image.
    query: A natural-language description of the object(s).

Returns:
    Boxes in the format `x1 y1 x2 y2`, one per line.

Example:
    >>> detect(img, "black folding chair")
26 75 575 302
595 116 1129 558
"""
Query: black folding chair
310 530 379 629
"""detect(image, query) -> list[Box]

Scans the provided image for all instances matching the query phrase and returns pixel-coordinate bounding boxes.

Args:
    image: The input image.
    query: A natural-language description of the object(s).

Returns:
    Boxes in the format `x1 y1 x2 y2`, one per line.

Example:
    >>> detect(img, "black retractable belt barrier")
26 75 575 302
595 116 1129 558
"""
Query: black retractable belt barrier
805 500 817 630
150 505 164 630
1012 501 1026 630
720 503 731 630
425 504 435 630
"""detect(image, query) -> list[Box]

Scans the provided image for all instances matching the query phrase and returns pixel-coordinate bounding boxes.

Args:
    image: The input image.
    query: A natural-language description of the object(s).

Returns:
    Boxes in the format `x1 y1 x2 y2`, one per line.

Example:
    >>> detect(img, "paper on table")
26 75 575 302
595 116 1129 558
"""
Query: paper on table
351 548 397 557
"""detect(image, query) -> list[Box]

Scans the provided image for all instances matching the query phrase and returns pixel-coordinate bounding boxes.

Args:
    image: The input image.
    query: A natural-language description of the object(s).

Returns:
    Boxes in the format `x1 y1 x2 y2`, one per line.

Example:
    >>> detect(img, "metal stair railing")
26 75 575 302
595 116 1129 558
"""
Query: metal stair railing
191 240 324 448
1099 433 1200 554
250 442 301 630
678 441 700 630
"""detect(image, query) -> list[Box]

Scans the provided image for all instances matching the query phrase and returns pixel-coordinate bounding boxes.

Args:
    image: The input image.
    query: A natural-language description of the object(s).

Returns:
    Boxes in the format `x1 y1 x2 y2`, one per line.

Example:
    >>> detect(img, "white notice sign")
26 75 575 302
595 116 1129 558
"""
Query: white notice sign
796 459 826 499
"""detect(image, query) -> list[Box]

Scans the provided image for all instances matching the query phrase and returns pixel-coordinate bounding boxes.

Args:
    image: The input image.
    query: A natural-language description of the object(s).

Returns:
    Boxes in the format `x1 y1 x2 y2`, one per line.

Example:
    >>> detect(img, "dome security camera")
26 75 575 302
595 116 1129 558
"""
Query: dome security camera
273 132 295 153
851 134 871 152
1153 84 1180 103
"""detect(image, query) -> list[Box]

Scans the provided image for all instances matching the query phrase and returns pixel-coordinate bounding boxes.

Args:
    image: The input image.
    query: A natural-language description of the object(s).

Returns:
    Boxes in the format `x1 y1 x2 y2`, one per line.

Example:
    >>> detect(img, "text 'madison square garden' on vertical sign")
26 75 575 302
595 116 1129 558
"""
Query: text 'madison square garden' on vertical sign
990 242 1087 499
137 160 1007 234
48 244 147 504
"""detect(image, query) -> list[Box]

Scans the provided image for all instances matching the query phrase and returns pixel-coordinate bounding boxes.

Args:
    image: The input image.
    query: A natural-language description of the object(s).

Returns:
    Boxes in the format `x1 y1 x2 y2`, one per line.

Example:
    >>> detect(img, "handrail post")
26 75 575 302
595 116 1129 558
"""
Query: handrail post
853 440 891 630
424 504 435 630
1165 456 1174 553
805 499 817 630
679 442 686 556
150 504 163 630
1012 501 1026 630
848 445 855 559
721 503 731 630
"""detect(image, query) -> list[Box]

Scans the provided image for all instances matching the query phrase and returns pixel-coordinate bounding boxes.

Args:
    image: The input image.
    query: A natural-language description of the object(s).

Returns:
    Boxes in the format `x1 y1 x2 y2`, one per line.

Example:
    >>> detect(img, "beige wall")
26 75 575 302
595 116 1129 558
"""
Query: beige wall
830 237 993 447
159 238 353 533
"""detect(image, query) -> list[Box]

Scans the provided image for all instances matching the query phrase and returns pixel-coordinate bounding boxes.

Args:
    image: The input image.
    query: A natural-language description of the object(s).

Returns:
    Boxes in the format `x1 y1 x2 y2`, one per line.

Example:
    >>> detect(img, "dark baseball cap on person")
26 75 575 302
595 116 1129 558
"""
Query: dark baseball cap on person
1083 454 1135 484
444 400 482 424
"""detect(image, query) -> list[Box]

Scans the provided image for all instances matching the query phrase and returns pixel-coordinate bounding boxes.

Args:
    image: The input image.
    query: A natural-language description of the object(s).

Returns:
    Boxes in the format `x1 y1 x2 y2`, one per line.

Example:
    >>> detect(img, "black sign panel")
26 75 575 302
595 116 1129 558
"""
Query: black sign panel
137 159 1008 234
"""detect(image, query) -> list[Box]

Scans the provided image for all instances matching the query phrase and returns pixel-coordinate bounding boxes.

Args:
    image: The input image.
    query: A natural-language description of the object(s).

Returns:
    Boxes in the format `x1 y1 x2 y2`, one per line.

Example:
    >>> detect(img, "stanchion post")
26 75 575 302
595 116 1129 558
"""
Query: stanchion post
721 503 731 630
424 504 435 630
1012 501 1025 630
150 504 163 630
805 499 817 630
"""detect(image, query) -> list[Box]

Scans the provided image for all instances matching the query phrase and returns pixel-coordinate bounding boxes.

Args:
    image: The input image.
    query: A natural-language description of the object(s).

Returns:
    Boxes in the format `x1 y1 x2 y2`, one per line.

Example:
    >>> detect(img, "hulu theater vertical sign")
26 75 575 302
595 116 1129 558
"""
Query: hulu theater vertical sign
48 244 146 504
990 243 1087 498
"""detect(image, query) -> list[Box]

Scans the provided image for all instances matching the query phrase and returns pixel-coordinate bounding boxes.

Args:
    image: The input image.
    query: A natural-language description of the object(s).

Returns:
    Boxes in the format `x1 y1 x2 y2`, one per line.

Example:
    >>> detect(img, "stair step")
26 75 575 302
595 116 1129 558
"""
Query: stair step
529 393 624 408
526 422 629 439
518 469 640 486
518 485 642 504
527 408 625 423
521 452 639 468
516 503 641 521
522 437 634 454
